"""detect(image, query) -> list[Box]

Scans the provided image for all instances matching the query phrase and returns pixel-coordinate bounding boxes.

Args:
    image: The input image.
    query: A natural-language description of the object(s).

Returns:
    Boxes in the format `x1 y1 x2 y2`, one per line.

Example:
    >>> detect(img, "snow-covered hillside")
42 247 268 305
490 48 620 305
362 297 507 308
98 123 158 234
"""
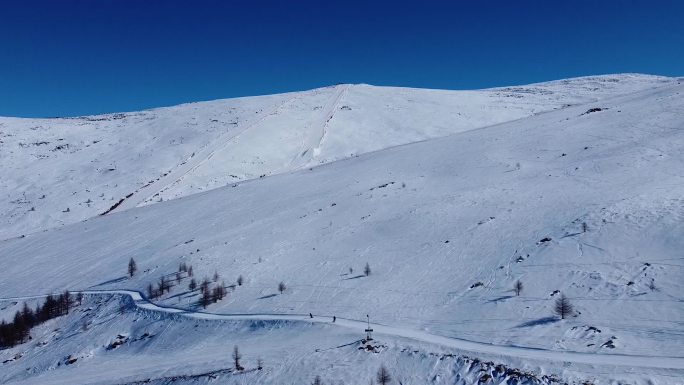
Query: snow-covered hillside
0 74 682 384
0 74 671 240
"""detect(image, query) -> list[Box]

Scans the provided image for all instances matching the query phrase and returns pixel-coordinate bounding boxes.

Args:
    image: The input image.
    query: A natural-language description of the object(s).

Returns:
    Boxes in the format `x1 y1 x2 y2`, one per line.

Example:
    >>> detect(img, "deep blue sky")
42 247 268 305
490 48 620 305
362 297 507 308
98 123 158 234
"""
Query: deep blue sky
1 0 682 117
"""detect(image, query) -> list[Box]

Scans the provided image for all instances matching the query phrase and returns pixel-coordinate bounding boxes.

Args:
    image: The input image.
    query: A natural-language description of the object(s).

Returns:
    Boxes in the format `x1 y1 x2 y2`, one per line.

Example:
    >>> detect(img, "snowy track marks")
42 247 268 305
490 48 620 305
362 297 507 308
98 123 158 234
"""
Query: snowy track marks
109 95 298 213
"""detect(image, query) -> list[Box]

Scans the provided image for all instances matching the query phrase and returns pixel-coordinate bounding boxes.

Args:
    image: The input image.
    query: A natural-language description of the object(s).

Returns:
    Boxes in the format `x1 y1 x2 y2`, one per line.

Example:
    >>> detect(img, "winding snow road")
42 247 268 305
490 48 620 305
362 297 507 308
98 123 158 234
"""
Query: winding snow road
10 289 679 371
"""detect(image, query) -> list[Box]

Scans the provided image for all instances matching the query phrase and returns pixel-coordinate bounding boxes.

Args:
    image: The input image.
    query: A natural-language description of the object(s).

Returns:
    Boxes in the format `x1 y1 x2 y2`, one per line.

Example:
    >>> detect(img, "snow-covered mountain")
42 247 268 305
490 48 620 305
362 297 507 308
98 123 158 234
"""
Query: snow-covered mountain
0 74 671 240
1 74 683 385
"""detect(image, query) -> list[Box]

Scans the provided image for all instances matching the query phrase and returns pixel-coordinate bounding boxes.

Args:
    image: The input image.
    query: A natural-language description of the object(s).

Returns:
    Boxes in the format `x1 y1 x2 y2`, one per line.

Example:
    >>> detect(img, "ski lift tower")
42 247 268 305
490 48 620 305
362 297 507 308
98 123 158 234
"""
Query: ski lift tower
364 314 373 341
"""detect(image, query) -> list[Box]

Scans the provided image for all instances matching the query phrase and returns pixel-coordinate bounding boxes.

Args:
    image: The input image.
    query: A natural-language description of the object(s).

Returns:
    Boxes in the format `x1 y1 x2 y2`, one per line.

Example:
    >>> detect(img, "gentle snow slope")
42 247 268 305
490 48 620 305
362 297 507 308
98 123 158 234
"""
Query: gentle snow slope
3 291 681 385
1 294 591 385
0 74 672 239
1 77 682 363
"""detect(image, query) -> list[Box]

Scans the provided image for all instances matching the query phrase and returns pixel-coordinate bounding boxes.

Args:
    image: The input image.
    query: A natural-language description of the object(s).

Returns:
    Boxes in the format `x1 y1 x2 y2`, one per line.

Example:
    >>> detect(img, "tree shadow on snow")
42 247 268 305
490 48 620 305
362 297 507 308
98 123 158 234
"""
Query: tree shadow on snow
486 295 514 303
315 339 364 352
257 294 277 300
343 274 366 281
516 316 559 328
89 275 128 288
166 290 191 301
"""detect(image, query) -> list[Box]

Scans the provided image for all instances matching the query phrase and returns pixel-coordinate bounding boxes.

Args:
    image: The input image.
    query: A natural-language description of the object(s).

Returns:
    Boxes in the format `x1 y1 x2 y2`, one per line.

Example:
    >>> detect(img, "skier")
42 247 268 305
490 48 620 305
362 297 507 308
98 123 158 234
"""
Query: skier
309 312 313 318
332 316 336 323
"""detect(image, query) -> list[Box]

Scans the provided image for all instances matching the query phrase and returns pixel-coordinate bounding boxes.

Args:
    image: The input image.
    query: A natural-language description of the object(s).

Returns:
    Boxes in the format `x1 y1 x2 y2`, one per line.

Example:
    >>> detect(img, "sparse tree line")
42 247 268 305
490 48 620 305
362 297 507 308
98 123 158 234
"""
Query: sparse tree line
199 275 229 308
127 258 380 309
131 259 240 309
346 262 371 277
141 260 196 299
0 290 77 348
230 345 262 372
130 257 303 309
511 279 574 319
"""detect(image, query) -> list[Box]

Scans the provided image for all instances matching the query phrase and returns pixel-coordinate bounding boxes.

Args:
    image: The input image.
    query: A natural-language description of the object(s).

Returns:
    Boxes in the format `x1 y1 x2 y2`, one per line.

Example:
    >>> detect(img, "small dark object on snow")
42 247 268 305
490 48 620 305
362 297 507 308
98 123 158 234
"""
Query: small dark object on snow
582 107 604 115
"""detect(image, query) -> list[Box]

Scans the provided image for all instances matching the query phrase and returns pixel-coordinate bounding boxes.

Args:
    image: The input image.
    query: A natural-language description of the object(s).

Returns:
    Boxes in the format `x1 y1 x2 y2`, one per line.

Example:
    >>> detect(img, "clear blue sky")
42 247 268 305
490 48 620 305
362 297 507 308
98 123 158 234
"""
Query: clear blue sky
1 0 682 117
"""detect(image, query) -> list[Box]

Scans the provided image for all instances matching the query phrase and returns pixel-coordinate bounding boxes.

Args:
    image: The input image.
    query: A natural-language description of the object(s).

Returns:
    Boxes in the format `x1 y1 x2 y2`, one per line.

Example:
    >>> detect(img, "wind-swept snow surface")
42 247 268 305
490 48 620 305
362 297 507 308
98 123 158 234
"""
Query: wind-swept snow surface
1 74 683 384
0 74 672 239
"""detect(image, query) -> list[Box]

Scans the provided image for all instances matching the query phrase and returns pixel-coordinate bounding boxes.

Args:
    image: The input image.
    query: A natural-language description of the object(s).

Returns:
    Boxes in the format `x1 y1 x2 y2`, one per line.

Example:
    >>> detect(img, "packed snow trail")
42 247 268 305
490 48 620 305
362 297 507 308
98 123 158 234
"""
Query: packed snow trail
277 84 349 173
111 85 349 213
13 289 681 371
309 84 348 159
109 94 298 214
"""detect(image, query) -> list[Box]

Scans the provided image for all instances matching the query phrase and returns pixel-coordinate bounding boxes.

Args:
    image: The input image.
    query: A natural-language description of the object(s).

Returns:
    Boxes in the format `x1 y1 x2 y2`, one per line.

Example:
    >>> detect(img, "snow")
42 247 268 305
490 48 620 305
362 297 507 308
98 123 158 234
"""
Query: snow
1 74 683 384
0 74 671 240
2 292 682 384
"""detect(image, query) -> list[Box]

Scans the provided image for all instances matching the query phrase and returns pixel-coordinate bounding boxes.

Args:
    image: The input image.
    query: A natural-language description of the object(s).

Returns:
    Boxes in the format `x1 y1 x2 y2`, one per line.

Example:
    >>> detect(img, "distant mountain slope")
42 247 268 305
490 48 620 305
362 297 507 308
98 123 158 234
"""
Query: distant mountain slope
0 74 673 240
1 75 681 365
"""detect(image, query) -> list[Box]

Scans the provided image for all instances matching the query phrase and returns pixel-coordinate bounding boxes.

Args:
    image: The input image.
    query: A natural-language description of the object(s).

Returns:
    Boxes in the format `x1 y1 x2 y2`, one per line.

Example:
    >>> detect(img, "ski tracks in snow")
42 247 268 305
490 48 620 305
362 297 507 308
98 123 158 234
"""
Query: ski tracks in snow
109 94 298 214
311 84 348 159
285 84 349 171
110 85 348 214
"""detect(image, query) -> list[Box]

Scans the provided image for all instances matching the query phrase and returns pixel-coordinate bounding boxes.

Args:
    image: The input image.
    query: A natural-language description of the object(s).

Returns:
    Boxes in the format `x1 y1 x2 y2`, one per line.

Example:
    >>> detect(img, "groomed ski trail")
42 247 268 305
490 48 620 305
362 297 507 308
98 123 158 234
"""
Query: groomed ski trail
9 289 682 371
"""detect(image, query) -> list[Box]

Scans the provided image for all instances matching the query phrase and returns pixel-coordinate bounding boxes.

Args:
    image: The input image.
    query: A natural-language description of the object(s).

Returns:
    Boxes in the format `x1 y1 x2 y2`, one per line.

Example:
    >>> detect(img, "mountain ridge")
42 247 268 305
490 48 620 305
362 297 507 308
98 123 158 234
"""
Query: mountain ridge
0 74 675 239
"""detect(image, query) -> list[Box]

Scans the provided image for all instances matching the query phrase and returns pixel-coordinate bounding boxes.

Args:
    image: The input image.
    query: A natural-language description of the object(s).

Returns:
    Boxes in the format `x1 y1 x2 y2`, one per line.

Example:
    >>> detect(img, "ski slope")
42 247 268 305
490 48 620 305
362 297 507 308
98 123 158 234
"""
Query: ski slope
1 74 683 384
